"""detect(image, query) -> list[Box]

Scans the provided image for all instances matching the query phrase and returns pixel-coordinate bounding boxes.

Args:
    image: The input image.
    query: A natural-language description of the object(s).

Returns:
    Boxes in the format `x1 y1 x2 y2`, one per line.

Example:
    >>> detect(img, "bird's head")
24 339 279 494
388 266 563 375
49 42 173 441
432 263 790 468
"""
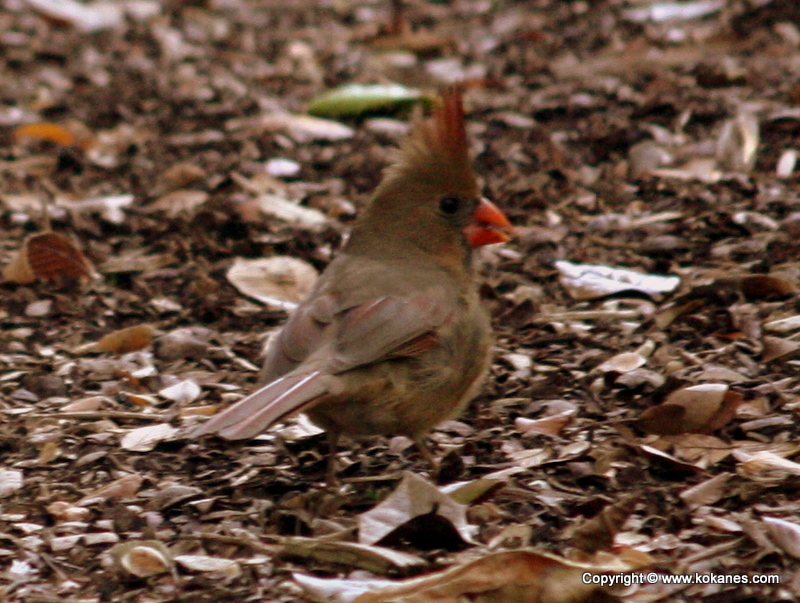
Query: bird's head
347 88 513 266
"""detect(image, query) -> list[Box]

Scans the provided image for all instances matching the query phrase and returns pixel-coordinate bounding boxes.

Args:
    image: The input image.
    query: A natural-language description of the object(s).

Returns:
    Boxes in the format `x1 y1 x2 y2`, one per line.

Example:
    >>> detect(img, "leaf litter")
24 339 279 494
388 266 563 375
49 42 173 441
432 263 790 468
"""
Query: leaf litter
1 0 800 601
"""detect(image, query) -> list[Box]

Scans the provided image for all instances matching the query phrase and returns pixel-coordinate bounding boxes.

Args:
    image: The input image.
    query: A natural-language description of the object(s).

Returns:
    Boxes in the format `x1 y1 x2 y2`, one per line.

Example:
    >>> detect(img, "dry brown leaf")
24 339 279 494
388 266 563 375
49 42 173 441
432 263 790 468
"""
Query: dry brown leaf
282 537 425 575
78 473 143 505
83 324 157 354
515 406 576 437
638 384 742 435
440 478 507 506
659 434 733 468
4 232 97 285
740 274 796 301
570 495 638 554
147 189 209 218
14 122 79 147
679 473 732 508
595 351 648 375
762 336 800 362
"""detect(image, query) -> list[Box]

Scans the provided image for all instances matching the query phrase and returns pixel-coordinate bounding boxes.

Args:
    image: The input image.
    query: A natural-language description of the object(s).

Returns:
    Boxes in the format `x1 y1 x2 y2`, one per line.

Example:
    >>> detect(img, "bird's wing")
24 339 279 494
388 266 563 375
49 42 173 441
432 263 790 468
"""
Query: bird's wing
328 290 454 373
193 288 454 440
260 292 337 382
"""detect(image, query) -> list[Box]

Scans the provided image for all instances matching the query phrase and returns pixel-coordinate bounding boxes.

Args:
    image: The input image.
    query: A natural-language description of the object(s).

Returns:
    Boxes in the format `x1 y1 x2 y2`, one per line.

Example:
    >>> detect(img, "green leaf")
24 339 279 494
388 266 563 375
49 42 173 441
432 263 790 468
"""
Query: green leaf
307 84 431 117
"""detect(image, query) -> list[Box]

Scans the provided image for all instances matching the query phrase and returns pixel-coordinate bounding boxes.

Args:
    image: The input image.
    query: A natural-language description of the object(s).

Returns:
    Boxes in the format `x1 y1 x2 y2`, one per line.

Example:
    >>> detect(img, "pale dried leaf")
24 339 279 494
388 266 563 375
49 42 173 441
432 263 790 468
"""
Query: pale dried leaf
237 113 355 142
24 0 123 31
555 260 680 300
246 194 330 229
147 189 209 218
595 351 647 374
227 256 318 310
763 315 800 334
679 473 731 508
440 478 507 505
120 424 178 452
57 194 134 225
175 554 241 577
624 0 725 22
0 469 24 498
79 473 143 504
717 108 760 173
358 472 475 546
159 380 202 404
515 410 575 436
776 149 797 178
734 450 800 479
763 517 800 560
762 335 800 362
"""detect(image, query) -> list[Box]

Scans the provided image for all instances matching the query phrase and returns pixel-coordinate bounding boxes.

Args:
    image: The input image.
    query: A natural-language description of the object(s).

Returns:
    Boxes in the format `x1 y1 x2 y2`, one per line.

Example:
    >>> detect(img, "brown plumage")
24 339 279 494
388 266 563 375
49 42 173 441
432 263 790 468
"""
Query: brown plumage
193 89 512 481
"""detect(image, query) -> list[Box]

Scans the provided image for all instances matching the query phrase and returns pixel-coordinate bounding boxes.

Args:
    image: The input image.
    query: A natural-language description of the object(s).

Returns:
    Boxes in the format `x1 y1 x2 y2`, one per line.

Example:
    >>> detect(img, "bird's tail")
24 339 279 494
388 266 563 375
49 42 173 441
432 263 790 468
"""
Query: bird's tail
191 371 327 440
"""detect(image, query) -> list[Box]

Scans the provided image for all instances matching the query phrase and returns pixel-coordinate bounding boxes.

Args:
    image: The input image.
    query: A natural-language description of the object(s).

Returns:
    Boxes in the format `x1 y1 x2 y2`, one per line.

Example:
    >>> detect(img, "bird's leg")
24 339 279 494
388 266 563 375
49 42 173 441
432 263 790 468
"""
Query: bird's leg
325 431 341 487
414 438 439 475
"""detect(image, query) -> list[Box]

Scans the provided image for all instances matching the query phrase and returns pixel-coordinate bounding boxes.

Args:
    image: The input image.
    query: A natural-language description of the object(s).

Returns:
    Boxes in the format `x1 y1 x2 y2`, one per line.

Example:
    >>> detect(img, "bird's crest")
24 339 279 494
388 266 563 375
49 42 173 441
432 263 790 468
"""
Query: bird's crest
384 87 476 192
412 88 469 167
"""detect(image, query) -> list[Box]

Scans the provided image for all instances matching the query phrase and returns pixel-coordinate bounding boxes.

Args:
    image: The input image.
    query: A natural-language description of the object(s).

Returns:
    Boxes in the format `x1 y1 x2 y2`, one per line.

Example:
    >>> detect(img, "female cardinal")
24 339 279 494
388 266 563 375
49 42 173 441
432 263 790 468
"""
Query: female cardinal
193 89 512 481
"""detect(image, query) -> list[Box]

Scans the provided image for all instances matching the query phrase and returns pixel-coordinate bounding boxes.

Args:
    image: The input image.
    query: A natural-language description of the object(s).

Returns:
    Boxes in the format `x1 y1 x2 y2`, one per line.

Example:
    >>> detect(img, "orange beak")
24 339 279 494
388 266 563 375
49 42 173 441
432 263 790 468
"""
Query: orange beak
465 197 514 248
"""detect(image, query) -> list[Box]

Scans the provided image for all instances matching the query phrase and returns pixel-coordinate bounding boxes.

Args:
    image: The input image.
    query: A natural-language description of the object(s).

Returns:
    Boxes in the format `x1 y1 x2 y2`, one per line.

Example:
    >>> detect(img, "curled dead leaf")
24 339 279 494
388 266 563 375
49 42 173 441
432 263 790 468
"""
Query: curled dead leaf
358 472 475 547
77 324 157 355
638 384 742 435
227 256 318 310
4 232 97 285
515 401 578 437
14 122 79 147
111 541 173 578
740 274 796 301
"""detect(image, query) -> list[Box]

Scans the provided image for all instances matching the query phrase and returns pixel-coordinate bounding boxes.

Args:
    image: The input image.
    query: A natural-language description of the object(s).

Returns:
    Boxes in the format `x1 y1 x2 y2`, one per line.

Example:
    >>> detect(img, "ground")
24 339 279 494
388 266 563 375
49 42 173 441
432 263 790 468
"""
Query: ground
1 0 800 601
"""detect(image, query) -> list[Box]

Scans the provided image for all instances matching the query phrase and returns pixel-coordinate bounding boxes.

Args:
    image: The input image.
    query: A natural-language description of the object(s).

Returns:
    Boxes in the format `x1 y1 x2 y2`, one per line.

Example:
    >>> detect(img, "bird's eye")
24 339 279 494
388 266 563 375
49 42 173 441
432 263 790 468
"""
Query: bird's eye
439 196 460 215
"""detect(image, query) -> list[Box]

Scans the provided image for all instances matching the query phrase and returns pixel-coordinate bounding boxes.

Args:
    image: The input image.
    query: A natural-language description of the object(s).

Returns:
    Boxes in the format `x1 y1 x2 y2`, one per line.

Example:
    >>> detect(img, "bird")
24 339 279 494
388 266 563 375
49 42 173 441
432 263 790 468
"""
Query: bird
193 88 512 482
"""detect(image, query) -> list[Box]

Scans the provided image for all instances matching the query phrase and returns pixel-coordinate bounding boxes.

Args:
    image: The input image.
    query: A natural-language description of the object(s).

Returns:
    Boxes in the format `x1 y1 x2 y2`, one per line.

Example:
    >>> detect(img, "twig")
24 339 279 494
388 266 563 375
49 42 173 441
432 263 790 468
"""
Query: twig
180 532 281 555
24 411 171 421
